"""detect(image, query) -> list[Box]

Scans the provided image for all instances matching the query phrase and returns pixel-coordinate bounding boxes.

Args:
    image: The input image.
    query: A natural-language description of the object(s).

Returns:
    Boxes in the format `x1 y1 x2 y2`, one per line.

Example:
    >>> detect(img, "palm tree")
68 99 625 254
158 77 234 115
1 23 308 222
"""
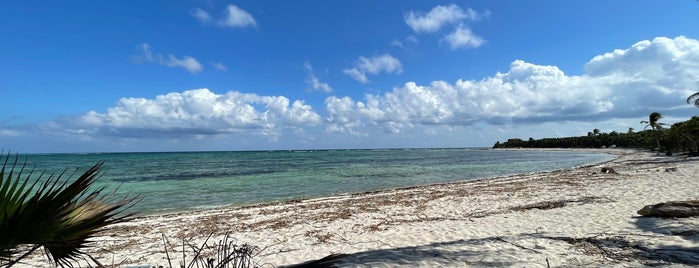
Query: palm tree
641 112 666 152
1 154 136 267
688 92 699 108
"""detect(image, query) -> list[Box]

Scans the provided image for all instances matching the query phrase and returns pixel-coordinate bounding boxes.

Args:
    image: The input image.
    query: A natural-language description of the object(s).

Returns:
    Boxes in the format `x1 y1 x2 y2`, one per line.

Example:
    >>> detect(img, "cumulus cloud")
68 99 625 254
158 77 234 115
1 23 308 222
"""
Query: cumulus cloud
343 54 403 83
324 96 366 136
71 88 321 138
139 43 203 73
304 62 332 93
405 4 477 33
585 36 699 79
55 36 699 146
327 36 699 135
405 4 487 50
192 5 256 28
583 36 699 111
219 4 256 28
442 24 485 49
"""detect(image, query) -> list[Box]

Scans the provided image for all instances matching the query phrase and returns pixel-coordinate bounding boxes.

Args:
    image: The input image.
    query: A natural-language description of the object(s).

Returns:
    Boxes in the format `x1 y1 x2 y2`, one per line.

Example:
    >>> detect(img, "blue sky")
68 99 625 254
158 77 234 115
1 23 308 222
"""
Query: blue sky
1 1 698 153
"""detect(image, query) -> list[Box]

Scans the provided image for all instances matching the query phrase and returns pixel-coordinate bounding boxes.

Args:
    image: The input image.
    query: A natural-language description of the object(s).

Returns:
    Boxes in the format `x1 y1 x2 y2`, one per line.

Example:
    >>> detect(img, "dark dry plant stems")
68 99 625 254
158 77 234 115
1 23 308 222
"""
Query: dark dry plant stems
162 233 174 268
160 233 260 268
187 233 213 268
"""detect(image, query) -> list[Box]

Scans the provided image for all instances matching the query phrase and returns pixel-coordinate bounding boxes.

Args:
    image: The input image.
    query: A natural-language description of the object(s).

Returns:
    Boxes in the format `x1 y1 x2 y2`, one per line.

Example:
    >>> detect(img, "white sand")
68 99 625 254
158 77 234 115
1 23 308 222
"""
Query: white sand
17 149 699 267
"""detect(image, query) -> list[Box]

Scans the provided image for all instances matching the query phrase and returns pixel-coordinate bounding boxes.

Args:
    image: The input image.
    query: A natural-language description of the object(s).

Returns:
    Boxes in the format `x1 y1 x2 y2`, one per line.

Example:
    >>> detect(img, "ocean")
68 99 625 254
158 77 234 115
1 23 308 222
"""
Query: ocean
15 148 615 214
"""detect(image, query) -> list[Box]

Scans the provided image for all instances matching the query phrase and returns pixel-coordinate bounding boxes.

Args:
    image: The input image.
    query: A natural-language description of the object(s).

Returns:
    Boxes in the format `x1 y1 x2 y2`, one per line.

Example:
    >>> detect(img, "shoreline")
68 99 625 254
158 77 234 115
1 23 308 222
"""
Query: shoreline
19 148 699 267
140 148 619 218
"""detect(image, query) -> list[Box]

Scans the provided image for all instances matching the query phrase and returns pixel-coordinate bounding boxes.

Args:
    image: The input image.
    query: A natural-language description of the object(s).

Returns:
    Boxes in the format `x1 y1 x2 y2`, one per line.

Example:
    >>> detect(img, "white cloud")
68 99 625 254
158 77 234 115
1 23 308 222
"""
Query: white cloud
390 36 419 50
219 4 256 28
0 129 21 137
73 88 321 138
163 55 203 73
343 54 403 83
390 39 404 49
324 96 366 136
192 5 256 28
40 36 699 149
583 36 699 110
129 37 699 138
405 4 470 33
140 43 154 61
585 36 699 80
343 68 369 84
211 62 228 71
191 8 211 23
443 24 485 49
307 74 332 93
328 36 699 134
405 4 487 51
304 62 332 93
139 43 203 73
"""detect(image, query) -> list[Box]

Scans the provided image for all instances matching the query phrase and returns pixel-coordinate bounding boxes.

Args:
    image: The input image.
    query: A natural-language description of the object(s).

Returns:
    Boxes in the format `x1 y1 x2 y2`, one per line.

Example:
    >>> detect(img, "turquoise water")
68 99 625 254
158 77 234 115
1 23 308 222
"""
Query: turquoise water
16 149 615 214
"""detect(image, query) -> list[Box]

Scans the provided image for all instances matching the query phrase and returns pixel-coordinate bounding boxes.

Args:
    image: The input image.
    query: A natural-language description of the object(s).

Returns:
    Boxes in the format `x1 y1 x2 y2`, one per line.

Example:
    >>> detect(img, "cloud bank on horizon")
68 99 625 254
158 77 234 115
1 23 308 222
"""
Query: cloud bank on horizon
59 36 699 144
1 2 697 152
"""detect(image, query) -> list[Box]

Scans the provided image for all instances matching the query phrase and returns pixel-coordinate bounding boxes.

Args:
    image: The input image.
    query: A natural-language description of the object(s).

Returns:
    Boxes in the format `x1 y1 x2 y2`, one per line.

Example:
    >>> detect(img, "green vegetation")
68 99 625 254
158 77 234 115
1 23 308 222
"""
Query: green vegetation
493 127 658 149
494 97 699 155
494 115 699 154
0 155 136 267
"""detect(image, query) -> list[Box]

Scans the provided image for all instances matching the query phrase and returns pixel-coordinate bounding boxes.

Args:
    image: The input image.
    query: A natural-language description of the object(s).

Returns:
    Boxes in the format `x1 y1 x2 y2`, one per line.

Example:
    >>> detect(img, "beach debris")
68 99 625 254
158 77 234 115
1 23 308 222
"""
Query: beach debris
305 230 335 244
664 167 678 172
637 200 699 218
600 167 618 174
538 234 699 265
513 196 609 212
513 200 566 211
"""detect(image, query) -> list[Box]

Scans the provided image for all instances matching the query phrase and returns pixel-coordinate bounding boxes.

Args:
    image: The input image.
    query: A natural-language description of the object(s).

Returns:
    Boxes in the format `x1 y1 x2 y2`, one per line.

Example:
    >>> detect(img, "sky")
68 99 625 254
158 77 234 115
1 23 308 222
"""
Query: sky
1 1 698 153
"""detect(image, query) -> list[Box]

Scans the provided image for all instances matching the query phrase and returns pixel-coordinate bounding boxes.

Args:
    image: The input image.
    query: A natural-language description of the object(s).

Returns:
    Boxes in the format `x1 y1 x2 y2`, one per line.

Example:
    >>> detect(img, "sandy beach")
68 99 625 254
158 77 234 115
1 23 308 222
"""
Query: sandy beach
19 148 699 267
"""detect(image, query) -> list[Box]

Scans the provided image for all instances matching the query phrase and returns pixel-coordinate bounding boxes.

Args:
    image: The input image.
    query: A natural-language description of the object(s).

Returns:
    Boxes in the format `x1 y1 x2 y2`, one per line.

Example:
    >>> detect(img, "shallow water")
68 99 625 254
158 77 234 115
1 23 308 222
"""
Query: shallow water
16 148 615 214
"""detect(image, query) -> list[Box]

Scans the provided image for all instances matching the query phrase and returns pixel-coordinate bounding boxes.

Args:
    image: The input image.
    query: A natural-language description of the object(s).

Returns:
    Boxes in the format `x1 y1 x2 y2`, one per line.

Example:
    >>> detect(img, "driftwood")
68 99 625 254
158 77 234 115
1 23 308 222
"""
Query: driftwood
637 200 699 218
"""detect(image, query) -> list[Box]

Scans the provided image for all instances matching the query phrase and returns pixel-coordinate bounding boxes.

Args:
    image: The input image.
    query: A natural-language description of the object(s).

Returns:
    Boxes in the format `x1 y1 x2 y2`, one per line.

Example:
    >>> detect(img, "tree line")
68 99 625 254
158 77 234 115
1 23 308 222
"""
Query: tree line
494 93 699 155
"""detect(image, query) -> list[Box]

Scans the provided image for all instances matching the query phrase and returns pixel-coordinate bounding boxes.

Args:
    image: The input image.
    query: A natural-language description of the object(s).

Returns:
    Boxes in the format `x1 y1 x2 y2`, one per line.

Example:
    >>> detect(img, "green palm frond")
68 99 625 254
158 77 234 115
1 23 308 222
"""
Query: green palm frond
0 153 136 267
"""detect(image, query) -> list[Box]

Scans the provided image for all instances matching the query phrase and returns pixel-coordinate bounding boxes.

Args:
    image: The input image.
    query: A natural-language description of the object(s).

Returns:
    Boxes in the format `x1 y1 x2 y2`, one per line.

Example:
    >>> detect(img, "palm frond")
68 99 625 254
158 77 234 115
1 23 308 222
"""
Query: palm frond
0 153 136 267
687 92 699 108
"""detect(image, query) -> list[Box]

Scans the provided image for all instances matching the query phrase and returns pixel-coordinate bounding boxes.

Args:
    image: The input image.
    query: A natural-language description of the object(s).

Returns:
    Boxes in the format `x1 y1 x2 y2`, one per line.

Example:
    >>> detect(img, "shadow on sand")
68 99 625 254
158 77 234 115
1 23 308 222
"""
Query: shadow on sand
631 216 699 264
285 230 699 267
634 216 699 242
332 237 519 267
